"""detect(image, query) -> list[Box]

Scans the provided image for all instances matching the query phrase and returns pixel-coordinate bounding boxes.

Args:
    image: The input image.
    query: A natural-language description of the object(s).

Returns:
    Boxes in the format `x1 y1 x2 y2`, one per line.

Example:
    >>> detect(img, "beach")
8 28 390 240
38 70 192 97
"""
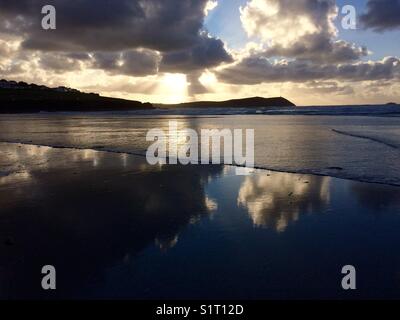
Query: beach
1 133 400 299
1 0 399 308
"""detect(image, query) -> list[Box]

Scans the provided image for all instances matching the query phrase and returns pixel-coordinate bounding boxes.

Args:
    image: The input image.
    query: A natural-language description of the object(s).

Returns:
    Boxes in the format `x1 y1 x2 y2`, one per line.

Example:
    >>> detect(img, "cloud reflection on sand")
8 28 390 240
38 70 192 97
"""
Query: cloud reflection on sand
0 143 107 186
238 172 330 232
0 142 224 298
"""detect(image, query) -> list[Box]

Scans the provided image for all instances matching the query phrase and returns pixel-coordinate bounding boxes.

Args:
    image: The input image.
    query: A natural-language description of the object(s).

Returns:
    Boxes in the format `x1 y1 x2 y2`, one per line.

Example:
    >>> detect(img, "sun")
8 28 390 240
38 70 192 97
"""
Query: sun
199 71 218 89
160 73 188 104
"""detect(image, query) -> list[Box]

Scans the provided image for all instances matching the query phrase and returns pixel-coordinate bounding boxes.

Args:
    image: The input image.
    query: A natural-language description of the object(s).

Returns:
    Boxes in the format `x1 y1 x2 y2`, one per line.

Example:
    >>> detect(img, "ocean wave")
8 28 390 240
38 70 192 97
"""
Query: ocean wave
332 129 400 150
3 104 400 117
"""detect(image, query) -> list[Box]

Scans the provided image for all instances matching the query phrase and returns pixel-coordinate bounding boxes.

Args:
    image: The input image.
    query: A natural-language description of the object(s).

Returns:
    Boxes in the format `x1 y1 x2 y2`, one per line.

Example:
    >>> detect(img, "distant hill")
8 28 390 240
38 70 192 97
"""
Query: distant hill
157 97 296 109
0 80 296 114
0 79 153 113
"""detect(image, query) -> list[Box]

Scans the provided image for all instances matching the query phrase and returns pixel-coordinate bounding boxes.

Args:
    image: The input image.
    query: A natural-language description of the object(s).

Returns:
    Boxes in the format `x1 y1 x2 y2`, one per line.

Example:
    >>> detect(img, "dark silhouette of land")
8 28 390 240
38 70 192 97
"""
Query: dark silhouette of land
157 96 296 109
0 79 296 113
0 80 153 113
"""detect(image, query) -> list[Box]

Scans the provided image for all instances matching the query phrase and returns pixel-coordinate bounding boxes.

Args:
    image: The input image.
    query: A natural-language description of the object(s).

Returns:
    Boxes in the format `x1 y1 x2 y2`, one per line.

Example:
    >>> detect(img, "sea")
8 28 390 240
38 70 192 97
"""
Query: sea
1 104 400 186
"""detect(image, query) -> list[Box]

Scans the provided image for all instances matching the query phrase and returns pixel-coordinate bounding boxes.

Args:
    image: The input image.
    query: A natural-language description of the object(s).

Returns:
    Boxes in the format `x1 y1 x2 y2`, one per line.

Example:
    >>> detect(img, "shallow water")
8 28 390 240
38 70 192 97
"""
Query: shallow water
1 143 400 299
1 112 400 185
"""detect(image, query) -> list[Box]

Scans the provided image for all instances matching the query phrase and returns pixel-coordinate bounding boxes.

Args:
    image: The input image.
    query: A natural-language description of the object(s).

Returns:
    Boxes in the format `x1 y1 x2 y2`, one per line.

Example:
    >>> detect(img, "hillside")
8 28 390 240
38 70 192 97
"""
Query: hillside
0 80 153 113
0 80 296 113
157 97 296 109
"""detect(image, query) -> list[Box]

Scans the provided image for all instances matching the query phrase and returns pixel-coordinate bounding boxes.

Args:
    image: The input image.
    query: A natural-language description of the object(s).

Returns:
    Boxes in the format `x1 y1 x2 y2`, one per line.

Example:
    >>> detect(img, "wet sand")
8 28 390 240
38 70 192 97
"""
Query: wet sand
1 142 400 299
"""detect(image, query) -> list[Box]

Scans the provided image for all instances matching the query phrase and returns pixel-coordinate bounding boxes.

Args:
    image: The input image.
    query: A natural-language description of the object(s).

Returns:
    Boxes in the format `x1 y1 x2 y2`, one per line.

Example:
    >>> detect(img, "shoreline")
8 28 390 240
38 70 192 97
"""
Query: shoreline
1 140 400 188
1 103 400 117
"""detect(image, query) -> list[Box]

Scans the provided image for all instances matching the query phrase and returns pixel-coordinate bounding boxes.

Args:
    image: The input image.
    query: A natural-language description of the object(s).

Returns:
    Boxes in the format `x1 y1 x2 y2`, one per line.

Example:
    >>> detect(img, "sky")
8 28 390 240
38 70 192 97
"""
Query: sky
0 0 399 106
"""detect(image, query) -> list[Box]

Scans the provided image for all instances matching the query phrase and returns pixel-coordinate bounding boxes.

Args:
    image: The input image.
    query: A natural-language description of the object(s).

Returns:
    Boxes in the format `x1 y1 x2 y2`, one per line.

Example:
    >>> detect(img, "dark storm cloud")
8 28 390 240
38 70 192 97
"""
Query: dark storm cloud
92 50 160 76
65 52 91 61
38 53 82 72
120 50 161 76
0 0 231 74
0 0 204 51
361 0 400 31
264 36 368 63
160 34 233 72
217 56 400 84
92 52 121 71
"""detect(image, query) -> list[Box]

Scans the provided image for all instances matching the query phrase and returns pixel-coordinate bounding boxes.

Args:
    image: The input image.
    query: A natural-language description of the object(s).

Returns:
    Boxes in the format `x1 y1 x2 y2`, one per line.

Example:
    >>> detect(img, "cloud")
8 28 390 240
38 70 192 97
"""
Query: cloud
160 33 232 73
361 0 400 31
187 72 209 96
0 39 18 57
39 53 82 72
240 0 337 44
204 0 218 16
303 81 354 95
217 55 400 84
81 79 159 95
92 50 161 76
0 0 231 75
263 36 368 63
240 0 366 63
0 0 399 104
0 0 205 52
215 0 398 86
